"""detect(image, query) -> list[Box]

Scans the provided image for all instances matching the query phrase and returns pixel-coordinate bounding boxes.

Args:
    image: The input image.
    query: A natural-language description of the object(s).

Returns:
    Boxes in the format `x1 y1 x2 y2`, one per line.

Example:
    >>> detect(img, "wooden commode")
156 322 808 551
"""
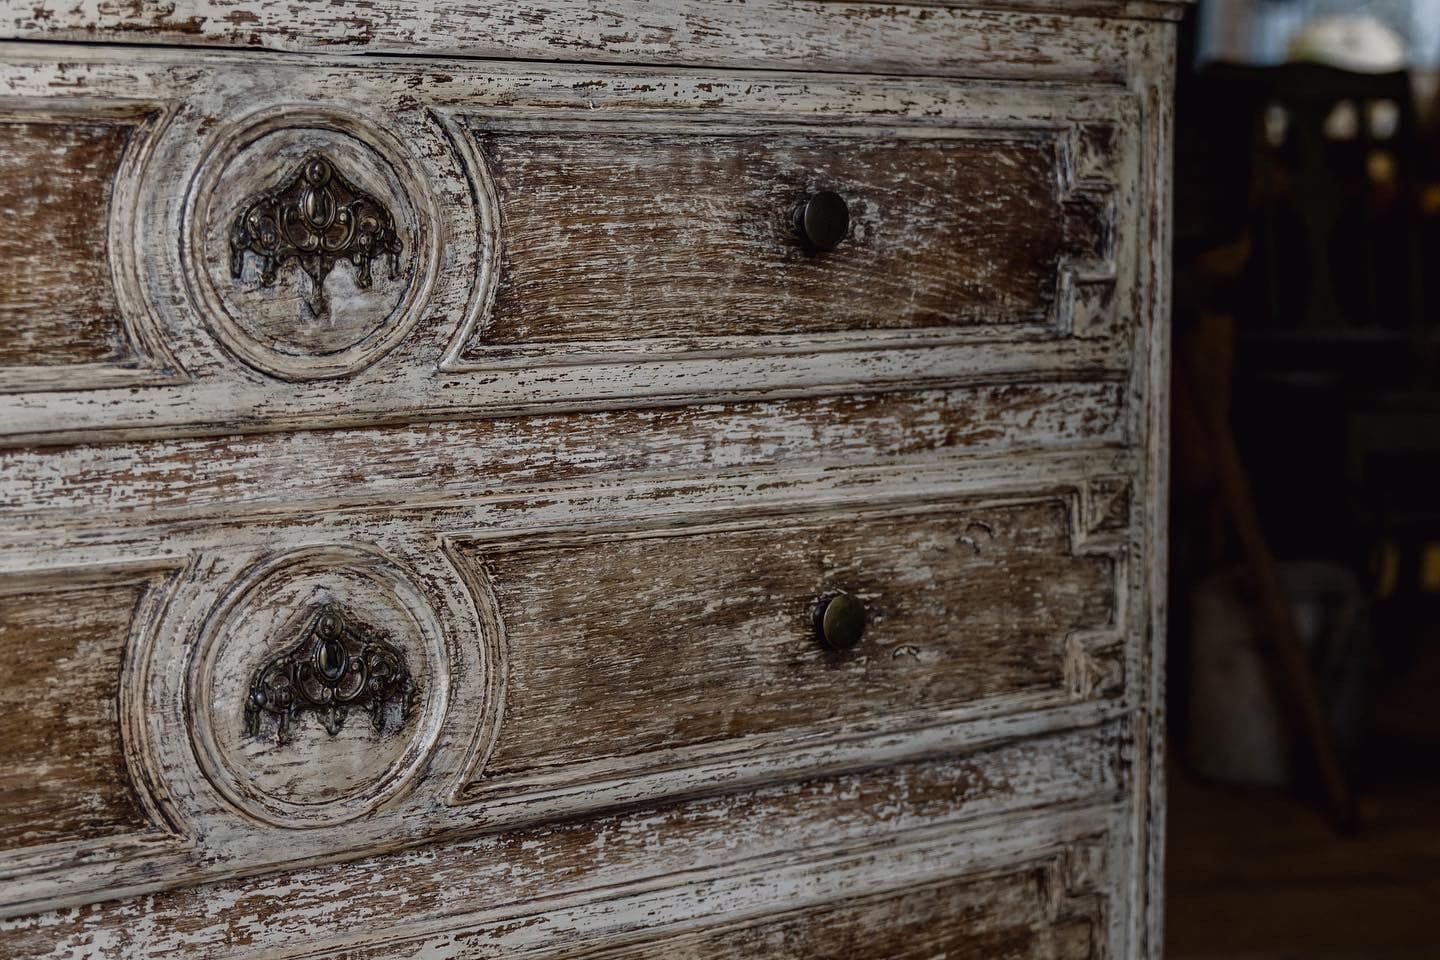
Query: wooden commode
0 2 1182 956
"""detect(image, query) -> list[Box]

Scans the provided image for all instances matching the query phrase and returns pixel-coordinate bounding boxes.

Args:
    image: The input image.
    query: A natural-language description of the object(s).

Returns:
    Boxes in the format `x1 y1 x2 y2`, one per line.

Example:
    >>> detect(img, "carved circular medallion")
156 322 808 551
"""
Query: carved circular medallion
184 108 440 380
189 546 450 827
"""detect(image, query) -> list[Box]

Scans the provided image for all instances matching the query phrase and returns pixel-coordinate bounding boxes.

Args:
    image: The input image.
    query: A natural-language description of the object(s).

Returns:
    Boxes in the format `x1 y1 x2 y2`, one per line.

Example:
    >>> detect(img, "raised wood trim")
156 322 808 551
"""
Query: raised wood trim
0 2 1181 81
0 747 1125 953
569 839 1111 959
0 383 1129 523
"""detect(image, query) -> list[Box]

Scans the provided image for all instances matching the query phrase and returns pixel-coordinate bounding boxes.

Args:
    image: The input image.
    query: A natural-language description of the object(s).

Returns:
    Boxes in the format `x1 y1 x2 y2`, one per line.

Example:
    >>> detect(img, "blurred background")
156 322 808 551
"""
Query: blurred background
1168 1 1440 956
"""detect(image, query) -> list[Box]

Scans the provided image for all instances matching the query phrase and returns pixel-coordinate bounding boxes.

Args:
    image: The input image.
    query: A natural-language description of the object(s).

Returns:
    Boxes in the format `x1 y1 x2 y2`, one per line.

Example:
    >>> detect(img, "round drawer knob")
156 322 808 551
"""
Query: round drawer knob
815 592 866 650
796 191 850 253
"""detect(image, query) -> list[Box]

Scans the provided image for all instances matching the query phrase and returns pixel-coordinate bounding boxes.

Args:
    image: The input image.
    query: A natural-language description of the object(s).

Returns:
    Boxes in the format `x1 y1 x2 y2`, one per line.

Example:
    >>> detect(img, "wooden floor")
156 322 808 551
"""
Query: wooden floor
1167 643 1440 959
1166 773 1440 959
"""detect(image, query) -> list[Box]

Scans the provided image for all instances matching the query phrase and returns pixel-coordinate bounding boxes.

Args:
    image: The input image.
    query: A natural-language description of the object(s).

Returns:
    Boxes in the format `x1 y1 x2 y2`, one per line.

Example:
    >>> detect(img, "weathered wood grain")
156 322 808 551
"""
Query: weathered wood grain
462 499 1114 791
0 729 1123 957
0 381 1126 520
0 0 1177 953
0 119 133 368
581 867 1095 960
1132 22 1178 959
0 1 1181 80
0 466 1139 920
0 47 1140 444
0 571 156 851
465 129 1111 349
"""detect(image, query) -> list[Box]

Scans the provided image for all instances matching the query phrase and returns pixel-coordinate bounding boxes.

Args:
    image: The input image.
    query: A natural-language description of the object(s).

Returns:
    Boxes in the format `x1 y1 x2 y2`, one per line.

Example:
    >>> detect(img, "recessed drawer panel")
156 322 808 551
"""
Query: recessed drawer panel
0 567 168 853
580 851 1104 960
459 495 1124 797
0 109 152 380
464 128 1113 350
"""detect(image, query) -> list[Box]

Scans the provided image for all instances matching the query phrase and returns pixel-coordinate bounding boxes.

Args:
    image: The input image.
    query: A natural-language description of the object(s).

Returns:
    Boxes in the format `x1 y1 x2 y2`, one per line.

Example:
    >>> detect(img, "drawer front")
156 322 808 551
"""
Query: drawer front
0 47 1148 443
465 127 1113 351
0 753 1127 959
462 498 1122 797
0 470 1137 916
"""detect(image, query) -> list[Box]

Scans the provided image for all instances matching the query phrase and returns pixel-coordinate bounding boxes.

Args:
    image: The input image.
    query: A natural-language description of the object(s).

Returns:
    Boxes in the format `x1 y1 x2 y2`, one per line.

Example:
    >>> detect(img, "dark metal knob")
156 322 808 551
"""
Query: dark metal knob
814 592 866 650
796 191 850 253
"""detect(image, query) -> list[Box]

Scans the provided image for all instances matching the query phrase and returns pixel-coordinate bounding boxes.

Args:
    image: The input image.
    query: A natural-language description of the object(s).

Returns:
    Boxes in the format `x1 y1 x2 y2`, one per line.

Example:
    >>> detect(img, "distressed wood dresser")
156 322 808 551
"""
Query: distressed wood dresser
0 1 1181 956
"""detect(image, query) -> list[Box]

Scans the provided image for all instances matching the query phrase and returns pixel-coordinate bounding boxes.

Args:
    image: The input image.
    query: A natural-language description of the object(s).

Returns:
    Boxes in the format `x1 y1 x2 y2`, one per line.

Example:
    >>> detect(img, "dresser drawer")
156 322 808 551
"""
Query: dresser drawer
0 743 1127 958
459 496 1124 798
0 470 1136 914
462 126 1114 355
0 47 1143 443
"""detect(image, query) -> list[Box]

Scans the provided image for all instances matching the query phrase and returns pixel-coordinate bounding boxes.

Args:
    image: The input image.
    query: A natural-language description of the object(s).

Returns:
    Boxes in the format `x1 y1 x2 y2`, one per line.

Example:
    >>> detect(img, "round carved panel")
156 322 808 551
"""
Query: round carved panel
184 108 440 380
189 545 450 827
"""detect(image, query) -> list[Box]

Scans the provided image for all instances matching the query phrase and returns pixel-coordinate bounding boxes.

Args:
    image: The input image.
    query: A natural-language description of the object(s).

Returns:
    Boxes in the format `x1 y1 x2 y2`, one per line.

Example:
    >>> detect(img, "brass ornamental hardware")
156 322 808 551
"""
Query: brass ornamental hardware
244 604 417 742
814 591 866 650
229 153 403 318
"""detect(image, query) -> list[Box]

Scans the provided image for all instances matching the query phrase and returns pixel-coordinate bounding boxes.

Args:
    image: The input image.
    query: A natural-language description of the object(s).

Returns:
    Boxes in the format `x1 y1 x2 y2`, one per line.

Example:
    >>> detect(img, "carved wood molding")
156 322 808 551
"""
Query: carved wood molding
1064 477 1136 702
181 105 447 381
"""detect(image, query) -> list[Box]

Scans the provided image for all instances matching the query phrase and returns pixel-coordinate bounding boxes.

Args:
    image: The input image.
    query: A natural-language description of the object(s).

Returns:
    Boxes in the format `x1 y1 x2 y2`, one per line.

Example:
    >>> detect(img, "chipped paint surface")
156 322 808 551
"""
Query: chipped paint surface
0 0 1186 77
0 2 1177 956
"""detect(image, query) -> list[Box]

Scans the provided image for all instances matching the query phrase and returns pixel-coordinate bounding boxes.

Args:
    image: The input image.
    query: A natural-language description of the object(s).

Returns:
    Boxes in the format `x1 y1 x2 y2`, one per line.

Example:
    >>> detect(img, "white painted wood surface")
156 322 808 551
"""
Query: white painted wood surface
0 45 1144 446
0 1 1180 956
0 0 1186 77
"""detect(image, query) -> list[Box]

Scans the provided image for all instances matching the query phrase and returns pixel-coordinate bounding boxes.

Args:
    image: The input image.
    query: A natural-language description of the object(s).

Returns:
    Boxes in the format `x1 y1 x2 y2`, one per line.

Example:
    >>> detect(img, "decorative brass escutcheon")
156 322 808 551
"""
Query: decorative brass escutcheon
229 153 403 318
245 604 417 742
814 591 866 651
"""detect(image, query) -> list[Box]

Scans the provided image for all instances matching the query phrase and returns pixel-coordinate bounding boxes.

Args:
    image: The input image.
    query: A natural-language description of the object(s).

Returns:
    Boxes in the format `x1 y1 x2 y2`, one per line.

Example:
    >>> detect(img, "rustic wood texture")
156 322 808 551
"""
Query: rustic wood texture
0 728 1123 958
1133 27 1176 958
0 120 134 368
0 1 1178 954
0 47 1139 444
0 382 1126 521
0 573 153 850
0 1 1183 80
582 867 1096 960
464 500 1114 790
0 464 1138 921
466 129 1111 349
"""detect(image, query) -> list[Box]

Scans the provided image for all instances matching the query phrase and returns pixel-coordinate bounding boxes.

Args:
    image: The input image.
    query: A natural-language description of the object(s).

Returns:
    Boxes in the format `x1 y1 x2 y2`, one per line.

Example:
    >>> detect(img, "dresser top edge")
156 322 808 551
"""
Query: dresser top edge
0 0 1189 80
